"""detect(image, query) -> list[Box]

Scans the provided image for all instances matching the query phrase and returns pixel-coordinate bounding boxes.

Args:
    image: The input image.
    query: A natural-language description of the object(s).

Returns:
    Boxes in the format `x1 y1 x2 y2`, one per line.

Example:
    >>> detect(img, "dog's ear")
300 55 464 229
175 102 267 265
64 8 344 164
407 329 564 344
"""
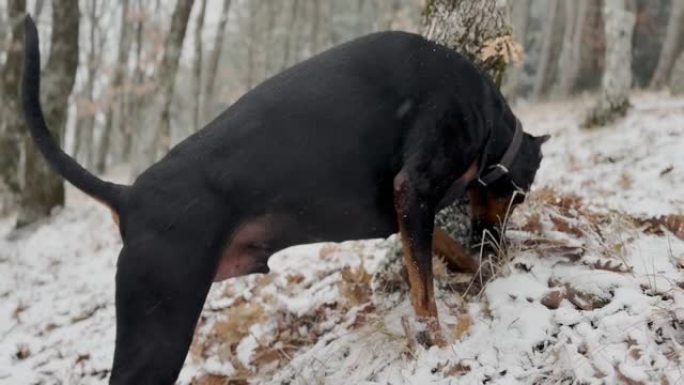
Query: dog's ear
535 134 551 145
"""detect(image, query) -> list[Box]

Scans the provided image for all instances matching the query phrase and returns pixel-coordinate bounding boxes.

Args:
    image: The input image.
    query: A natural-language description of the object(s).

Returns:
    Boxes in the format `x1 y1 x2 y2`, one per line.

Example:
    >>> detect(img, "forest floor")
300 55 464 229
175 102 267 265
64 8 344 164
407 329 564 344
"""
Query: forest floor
1 92 683 385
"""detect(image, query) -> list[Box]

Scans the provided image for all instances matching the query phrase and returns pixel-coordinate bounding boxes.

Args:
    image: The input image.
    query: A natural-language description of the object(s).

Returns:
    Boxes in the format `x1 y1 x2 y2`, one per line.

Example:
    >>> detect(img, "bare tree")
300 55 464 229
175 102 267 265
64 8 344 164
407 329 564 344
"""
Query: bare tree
555 0 589 97
191 0 207 131
0 0 26 209
422 0 515 84
95 0 132 173
121 0 146 164
18 0 80 226
203 0 232 120
584 0 636 128
531 0 559 99
73 0 104 169
33 0 45 18
649 0 684 89
155 0 194 155
281 0 301 71
502 0 529 98
133 0 194 176
246 0 259 90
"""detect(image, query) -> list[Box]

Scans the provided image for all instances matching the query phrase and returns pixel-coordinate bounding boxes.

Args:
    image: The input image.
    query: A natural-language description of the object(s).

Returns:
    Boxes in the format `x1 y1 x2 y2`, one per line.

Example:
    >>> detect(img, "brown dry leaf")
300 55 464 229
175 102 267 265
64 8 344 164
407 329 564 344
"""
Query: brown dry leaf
286 274 305 285
619 173 633 189
634 214 684 240
445 361 471 376
212 303 265 347
350 303 376 330
190 373 248 385
521 212 543 234
252 344 298 371
319 243 338 260
629 348 643 360
451 312 471 340
550 215 583 237
615 364 646 385
541 289 563 310
15 344 30 360
625 336 638 348
534 187 584 212
589 259 633 273
337 262 372 306
479 35 523 64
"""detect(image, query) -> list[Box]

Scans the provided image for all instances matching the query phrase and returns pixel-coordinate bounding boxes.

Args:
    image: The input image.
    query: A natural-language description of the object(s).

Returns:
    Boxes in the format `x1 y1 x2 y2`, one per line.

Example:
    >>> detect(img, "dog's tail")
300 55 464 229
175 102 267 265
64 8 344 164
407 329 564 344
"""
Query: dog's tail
21 15 129 214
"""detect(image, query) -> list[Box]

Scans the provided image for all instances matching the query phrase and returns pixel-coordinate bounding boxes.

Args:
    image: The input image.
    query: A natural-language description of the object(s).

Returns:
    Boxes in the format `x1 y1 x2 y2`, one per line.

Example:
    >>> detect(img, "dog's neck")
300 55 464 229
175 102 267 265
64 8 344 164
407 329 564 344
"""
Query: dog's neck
477 109 518 177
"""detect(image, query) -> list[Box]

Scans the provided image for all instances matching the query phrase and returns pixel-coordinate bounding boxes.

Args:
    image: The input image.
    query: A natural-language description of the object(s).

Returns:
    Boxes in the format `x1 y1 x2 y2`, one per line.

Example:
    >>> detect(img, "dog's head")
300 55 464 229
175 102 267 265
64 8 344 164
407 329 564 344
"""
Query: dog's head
467 126 549 249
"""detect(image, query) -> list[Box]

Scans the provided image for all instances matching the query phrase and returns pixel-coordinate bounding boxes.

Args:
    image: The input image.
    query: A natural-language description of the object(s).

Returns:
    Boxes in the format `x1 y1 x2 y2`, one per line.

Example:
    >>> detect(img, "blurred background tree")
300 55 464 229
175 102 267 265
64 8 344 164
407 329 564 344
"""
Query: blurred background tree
1 0 683 227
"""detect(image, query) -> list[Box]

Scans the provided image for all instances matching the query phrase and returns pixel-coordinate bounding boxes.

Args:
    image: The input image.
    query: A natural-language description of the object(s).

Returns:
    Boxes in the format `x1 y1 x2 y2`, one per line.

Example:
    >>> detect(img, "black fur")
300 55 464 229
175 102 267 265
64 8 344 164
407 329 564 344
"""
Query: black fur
22 14 545 384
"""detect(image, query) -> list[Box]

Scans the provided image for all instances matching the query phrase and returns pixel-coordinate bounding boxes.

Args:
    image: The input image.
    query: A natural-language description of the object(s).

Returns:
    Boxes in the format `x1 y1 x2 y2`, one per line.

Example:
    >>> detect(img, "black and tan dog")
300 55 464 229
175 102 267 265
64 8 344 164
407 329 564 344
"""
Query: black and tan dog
22 15 547 384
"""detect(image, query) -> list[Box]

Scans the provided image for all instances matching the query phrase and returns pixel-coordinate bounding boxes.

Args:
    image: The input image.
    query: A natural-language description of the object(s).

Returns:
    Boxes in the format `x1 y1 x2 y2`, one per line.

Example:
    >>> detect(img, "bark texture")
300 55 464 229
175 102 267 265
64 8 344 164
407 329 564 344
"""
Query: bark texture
133 0 194 176
502 0 529 97
422 0 515 84
555 0 589 96
191 0 207 131
670 52 684 94
203 0 232 120
0 0 26 205
18 0 80 226
584 0 636 128
531 0 559 99
96 0 131 173
649 0 684 89
155 0 194 155
74 0 102 170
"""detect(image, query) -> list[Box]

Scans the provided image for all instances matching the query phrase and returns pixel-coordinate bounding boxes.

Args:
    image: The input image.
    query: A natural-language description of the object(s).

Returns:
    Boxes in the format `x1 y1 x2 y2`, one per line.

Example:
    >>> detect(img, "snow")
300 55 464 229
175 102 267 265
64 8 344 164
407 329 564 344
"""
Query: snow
1 93 683 384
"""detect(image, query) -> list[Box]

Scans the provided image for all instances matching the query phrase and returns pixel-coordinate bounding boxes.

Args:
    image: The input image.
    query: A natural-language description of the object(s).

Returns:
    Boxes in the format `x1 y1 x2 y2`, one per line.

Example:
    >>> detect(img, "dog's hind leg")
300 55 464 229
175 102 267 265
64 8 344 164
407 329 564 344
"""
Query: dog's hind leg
109 235 219 385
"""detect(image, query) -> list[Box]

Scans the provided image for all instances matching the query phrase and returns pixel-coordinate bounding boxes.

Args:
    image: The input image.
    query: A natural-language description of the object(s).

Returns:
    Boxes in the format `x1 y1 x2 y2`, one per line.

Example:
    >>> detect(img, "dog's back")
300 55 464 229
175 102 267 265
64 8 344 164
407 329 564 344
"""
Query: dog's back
134 31 498 231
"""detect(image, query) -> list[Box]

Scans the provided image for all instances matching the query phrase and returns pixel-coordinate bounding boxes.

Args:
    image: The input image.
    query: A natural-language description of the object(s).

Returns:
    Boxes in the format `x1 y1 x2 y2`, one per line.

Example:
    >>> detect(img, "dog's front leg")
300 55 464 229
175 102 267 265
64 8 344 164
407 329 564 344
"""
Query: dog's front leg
432 226 479 273
393 172 445 347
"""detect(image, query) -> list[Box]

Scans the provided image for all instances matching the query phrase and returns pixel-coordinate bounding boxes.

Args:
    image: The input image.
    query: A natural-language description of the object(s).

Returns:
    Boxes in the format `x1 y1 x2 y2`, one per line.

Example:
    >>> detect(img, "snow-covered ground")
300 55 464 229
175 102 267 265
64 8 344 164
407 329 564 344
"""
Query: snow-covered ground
1 93 682 385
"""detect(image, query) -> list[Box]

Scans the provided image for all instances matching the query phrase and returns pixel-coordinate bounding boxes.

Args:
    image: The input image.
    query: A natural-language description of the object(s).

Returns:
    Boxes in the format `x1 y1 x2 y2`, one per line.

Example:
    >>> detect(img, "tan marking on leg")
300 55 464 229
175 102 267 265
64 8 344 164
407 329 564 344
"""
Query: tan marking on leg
397 222 445 347
432 227 478 273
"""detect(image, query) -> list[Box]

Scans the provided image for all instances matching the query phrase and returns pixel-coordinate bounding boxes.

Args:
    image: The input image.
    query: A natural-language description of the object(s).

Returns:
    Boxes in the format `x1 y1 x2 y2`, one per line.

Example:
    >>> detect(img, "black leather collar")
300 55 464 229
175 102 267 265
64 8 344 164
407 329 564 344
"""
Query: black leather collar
477 118 524 186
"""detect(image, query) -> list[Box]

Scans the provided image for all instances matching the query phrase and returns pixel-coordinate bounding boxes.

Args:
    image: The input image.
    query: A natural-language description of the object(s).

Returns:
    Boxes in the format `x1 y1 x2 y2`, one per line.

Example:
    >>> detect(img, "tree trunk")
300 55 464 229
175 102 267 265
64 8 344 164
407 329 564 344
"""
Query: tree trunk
96 0 131 173
531 0 559 99
281 0 300 71
191 0 207 131
422 0 514 84
555 0 589 97
246 0 258 90
203 0 231 120
17 0 79 226
74 0 101 170
263 0 280 77
583 0 636 128
133 0 194 177
649 0 684 89
33 0 45 19
155 0 194 155
0 0 26 202
122 0 145 165
502 0 529 98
